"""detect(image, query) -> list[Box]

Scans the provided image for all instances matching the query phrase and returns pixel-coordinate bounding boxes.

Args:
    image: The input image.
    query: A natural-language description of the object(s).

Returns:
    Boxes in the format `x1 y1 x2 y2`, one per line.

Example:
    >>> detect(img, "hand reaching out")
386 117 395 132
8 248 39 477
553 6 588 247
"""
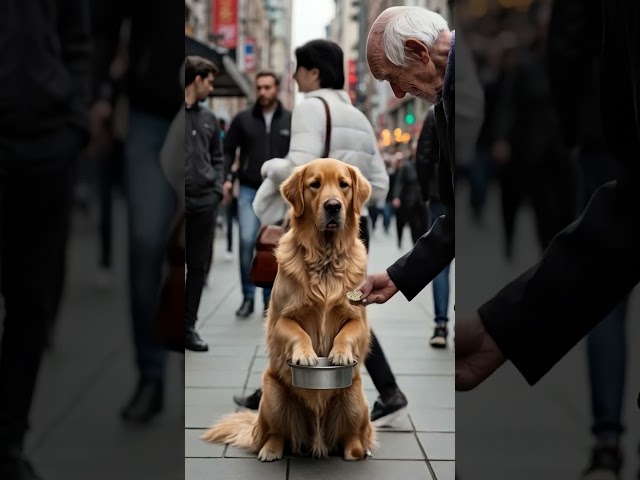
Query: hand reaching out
351 271 399 305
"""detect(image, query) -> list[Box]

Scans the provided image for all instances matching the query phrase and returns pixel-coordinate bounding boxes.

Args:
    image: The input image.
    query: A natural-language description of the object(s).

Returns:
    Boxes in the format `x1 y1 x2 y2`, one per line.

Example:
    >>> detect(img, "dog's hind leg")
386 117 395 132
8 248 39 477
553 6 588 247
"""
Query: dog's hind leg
342 434 366 461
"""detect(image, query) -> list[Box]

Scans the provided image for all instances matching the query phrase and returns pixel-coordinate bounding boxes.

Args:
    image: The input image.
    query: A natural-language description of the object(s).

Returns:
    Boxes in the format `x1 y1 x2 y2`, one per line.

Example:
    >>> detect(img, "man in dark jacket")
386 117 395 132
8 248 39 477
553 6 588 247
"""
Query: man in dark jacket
223 73 292 318
91 0 183 424
0 1 90 478
455 0 640 413
359 6 455 305
184 56 224 352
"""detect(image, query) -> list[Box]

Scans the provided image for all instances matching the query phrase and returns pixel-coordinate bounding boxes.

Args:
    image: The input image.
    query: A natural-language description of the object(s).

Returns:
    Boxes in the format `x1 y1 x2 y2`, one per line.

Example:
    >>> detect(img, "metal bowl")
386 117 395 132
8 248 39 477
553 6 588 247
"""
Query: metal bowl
288 357 356 390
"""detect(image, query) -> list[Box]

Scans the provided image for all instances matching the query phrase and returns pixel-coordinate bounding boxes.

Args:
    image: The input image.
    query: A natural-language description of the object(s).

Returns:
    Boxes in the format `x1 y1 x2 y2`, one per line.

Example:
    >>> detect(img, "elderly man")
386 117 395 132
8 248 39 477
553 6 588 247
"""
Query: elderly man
355 7 484 345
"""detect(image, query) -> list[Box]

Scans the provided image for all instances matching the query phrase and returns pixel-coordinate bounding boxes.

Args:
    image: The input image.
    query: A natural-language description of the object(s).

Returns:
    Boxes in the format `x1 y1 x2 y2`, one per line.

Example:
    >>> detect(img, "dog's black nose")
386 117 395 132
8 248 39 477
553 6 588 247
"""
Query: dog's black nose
324 199 342 214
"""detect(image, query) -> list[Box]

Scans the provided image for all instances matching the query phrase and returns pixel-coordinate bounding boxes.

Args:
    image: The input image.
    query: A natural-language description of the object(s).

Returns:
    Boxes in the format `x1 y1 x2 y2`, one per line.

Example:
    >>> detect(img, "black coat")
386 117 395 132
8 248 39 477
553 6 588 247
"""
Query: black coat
479 0 640 386
223 101 292 190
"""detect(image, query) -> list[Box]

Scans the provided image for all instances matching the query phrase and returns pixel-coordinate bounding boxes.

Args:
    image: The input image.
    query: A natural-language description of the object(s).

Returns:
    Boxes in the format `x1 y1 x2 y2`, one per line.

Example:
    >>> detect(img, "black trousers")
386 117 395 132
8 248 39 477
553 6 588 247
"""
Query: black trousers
358 216 399 399
185 201 218 328
395 203 429 247
0 132 78 450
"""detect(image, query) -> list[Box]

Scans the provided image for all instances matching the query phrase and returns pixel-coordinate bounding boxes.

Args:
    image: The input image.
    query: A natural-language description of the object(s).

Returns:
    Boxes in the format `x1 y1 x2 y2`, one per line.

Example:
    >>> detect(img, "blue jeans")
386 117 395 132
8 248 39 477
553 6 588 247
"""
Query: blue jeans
587 298 628 438
428 200 450 324
124 110 175 380
237 185 271 305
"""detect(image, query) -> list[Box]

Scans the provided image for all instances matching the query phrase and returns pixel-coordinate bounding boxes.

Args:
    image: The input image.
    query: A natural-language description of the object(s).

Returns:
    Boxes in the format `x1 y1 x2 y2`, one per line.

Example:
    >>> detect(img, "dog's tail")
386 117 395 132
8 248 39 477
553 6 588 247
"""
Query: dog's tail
200 411 260 451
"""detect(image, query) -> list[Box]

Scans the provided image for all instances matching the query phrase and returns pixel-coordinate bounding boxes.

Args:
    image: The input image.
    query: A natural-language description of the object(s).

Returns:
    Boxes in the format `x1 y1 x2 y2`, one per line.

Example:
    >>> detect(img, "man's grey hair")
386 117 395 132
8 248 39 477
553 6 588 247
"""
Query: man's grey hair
380 6 449 67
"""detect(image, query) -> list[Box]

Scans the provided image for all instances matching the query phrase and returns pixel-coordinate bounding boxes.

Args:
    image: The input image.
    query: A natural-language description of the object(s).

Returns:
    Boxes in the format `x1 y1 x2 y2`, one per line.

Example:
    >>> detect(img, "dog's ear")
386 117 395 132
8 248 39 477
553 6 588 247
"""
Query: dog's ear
280 165 306 217
349 165 372 217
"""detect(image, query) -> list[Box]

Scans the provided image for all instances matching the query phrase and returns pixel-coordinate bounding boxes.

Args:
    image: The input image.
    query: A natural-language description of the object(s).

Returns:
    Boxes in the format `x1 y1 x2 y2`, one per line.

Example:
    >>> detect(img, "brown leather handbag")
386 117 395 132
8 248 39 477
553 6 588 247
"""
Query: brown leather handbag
249 96 332 288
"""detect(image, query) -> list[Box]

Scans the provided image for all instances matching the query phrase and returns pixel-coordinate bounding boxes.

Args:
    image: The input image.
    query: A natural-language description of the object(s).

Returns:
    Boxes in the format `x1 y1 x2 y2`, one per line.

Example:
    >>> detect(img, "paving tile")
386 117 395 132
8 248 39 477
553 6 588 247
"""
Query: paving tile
186 370 250 388
185 388 244 428
373 432 425 460
225 445 256 458
417 433 455 460
288 458 431 480
430 461 455 480
186 458 288 480
411 408 455 433
184 355 254 371
185 429 225 458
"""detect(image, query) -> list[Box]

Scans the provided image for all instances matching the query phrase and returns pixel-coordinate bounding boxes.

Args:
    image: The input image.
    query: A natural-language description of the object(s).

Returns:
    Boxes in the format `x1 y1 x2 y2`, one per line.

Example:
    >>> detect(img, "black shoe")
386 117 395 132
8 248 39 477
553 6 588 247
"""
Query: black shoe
0 448 43 480
233 388 262 410
370 389 408 427
185 327 209 352
581 444 621 480
120 378 164 424
236 299 254 318
429 324 448 349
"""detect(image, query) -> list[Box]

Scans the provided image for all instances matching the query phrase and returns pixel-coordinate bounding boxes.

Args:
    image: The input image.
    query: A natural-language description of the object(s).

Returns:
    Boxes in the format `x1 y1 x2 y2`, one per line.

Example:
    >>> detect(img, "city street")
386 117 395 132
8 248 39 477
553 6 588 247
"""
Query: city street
185 219 456 480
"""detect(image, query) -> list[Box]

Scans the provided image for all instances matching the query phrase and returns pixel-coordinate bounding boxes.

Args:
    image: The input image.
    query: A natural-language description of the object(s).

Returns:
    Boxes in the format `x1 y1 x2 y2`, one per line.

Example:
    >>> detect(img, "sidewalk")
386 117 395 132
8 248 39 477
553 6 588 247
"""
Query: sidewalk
185 223 456 480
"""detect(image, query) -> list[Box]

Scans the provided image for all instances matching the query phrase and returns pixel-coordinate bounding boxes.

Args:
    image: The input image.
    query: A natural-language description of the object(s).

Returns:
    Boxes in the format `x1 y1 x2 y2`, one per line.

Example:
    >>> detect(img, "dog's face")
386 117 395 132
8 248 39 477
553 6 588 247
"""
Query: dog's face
281 158 372 231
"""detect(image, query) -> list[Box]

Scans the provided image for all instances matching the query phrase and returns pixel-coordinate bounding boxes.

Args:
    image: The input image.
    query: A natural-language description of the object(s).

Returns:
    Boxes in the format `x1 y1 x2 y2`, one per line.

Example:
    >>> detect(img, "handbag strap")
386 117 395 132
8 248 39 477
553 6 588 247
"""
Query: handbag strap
316 97 332 158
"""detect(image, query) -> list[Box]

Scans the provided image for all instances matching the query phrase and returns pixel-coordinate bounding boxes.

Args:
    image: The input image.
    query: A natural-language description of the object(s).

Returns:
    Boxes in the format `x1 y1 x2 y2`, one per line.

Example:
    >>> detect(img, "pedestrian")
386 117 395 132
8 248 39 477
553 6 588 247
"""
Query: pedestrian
184 56 224 352
223 72 292 318
353 6 458 305
0 1 90 478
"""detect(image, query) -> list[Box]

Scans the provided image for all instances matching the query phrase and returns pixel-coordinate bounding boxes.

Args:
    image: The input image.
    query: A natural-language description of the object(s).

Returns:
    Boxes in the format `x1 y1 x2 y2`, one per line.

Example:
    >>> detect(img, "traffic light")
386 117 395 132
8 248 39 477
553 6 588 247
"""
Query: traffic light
405 113 415 125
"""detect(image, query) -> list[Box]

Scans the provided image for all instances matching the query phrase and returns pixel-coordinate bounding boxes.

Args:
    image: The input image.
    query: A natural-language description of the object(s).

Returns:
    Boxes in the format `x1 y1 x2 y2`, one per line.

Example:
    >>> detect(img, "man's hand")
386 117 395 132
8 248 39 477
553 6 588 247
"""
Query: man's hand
352 271 399 305
455 313 507 391
223 180 233 192
392 198 401 209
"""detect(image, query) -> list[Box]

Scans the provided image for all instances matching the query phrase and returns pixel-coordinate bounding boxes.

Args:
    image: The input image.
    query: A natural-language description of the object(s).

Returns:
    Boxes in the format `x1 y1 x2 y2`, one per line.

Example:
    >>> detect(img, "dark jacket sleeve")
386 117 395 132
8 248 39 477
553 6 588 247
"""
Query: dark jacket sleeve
210 115 225 197
478 0 640 386
387 210 454 301
415 109 438 201
223 114 242 182
60 0 92 137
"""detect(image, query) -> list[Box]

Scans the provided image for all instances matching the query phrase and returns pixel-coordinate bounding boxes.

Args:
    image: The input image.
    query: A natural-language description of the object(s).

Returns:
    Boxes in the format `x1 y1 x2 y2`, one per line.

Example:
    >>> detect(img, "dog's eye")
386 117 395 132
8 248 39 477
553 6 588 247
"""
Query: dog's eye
310 180 321 189
339 181 349 188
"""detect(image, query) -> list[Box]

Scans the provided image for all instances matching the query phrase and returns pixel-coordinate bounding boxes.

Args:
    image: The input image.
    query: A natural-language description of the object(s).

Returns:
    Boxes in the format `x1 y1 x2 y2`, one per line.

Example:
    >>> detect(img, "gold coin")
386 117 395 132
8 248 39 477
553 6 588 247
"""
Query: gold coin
346 290 363 301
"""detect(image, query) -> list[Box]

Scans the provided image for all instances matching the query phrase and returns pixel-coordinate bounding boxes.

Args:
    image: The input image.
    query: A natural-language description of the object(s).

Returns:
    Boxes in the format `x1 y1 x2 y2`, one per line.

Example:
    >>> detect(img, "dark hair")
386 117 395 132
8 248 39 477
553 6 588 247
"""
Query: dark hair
255 71 280 86
184 56 219 86
294 39 345 89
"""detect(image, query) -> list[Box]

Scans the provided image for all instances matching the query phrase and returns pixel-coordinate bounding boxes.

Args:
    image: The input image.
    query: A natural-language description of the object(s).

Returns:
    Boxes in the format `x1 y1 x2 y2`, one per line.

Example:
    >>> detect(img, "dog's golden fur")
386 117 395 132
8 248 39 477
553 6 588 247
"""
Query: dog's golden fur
201 158 377 461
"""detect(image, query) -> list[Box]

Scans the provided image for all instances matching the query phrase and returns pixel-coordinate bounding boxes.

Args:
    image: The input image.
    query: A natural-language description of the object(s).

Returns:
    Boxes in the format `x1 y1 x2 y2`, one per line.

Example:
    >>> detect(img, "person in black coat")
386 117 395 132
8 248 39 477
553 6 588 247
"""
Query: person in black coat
359 6 455 304
455 0 640 414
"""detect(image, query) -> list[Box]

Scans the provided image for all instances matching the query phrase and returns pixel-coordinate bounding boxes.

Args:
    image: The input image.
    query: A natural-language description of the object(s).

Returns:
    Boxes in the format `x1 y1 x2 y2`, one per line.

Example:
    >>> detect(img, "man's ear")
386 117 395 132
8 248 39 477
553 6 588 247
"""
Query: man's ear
349 165 372 217
405 38 430 64
280 165 306 217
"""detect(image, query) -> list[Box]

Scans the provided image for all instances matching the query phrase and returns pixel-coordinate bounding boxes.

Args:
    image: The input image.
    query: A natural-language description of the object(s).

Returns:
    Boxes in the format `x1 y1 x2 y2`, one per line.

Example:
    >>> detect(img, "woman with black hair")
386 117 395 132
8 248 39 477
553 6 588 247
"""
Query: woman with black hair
239 39 409 426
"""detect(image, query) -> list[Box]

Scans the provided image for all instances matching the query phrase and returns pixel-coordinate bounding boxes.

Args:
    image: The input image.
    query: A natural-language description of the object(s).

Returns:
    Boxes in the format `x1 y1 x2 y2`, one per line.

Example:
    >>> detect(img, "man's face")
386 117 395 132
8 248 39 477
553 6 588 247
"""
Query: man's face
367 35 439 105
195 73 214 101
256 75 279 107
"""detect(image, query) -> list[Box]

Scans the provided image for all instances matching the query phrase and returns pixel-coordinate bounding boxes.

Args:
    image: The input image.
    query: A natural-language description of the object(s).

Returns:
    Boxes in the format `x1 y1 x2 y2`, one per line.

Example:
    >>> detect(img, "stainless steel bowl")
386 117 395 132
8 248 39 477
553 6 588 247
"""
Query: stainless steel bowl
288 357 356 390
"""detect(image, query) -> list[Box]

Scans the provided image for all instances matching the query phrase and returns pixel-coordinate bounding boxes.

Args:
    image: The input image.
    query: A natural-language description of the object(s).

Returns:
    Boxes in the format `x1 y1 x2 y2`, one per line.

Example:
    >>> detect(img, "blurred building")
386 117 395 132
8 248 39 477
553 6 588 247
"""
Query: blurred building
185 0 294 124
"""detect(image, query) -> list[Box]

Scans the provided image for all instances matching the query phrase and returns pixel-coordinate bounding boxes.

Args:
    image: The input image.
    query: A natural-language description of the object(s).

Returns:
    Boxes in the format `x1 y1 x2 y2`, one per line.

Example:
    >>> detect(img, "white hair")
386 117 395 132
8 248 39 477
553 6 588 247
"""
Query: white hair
381 7 449 67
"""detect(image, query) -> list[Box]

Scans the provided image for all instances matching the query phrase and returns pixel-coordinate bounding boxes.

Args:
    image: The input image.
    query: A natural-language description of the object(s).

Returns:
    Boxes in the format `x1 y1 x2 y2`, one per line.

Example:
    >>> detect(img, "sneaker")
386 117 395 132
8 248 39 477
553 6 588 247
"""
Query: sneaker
224 251 233 262
370 389 408 427
233 389 262 410
430 324 448 349
581 445 621 480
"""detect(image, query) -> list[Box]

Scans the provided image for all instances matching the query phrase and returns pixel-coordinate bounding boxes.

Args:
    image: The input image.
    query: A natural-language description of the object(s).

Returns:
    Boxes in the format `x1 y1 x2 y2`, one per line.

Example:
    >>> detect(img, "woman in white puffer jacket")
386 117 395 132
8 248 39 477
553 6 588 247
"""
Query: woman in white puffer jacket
253 39 389 248
243 40 409 425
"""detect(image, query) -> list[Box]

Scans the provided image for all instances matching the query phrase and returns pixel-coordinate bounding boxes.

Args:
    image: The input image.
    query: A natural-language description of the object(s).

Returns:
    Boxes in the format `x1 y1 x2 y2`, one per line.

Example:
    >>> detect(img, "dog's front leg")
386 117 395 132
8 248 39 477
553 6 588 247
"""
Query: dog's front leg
328 319 365 366
273 317 319 366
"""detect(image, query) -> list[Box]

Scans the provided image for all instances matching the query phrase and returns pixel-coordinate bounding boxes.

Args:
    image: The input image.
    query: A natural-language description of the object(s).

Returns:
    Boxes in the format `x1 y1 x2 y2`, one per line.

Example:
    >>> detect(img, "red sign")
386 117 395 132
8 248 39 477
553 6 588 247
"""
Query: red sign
211 0 238 49
347 60 357 104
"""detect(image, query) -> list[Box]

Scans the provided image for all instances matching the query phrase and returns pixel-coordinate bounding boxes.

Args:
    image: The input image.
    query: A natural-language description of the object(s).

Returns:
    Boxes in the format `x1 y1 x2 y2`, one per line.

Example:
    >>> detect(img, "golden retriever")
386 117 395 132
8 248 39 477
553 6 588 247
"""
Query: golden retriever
201 157 376 461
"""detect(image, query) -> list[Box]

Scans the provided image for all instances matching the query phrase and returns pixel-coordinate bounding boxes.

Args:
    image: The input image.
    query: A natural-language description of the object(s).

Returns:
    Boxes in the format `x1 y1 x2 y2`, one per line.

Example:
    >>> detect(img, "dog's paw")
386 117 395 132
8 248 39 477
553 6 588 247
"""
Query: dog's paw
291 348 319 366
328 347 354 366
258 445 283 462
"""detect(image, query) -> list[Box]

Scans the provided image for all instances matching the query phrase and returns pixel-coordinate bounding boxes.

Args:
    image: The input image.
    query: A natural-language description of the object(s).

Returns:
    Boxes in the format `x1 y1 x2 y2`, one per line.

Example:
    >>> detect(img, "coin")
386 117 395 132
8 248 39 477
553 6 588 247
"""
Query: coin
346 290 363 301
